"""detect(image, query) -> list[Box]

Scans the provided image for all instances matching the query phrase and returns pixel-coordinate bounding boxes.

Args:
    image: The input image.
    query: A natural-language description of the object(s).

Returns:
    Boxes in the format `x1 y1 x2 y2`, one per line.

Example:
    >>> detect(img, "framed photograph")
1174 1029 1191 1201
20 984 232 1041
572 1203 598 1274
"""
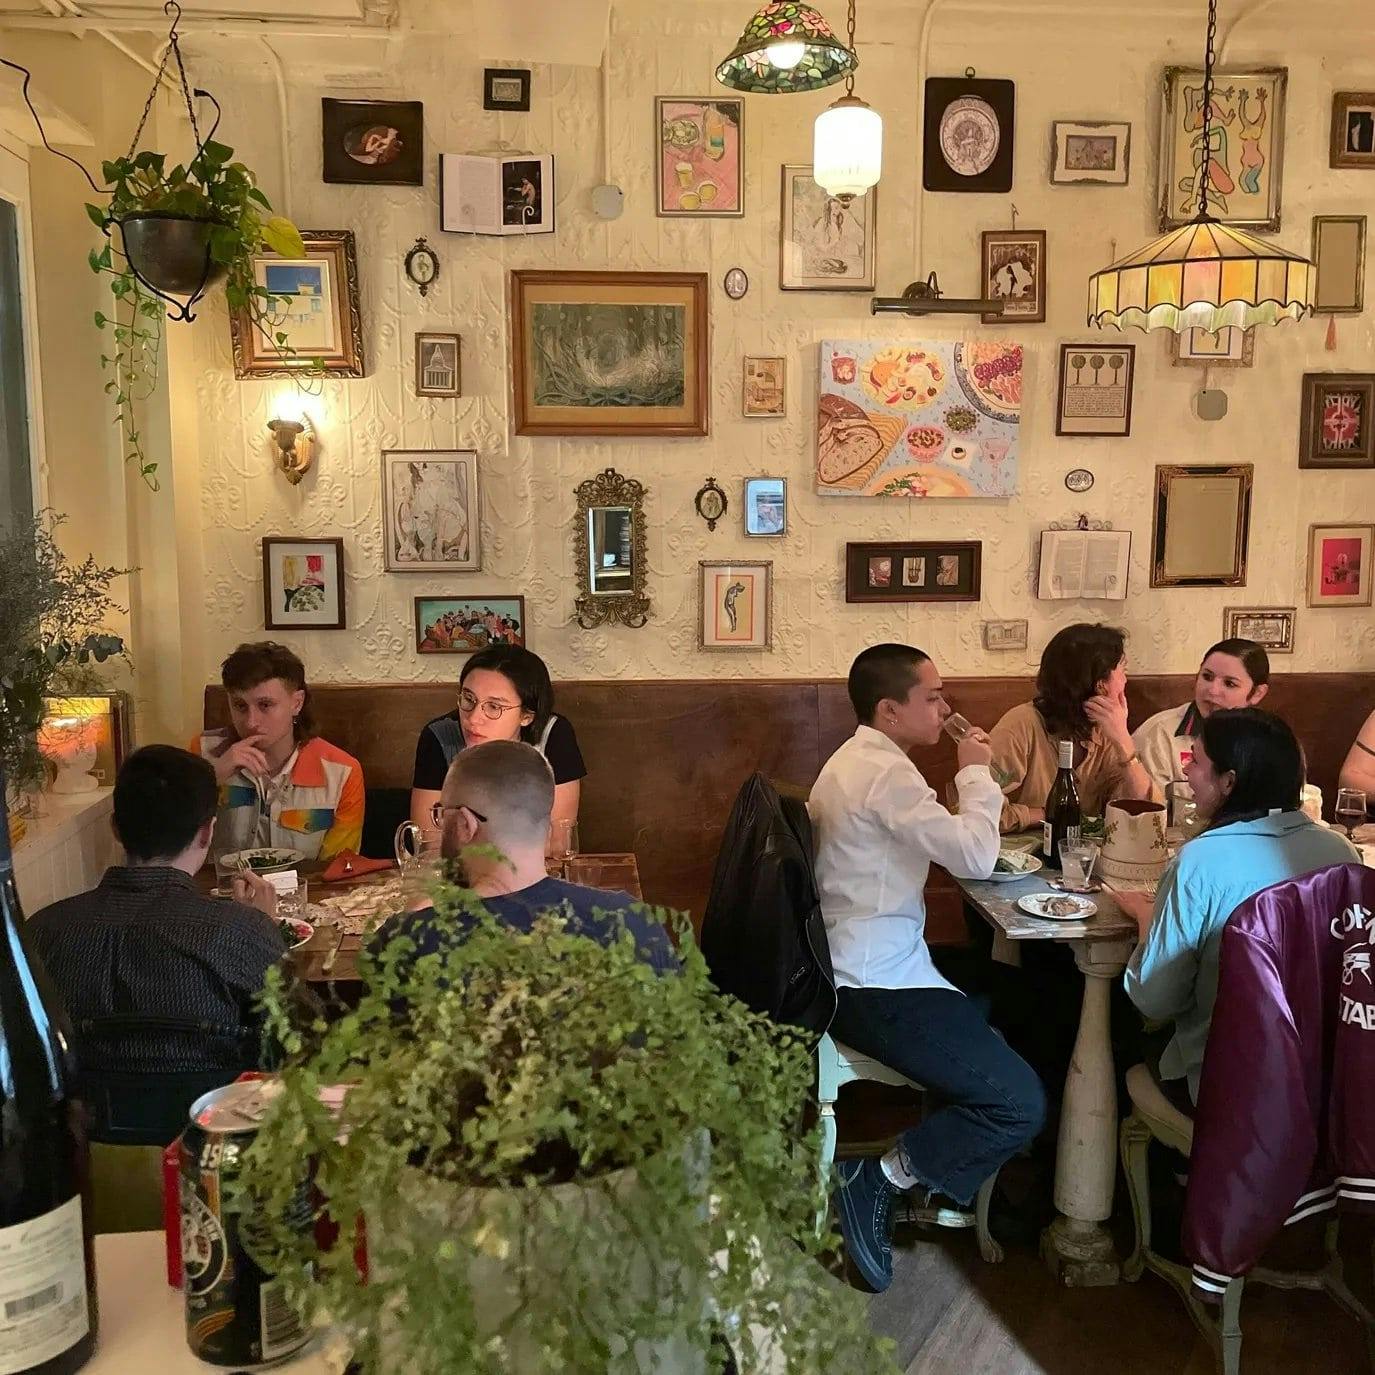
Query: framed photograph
744 477 786 536
655 97 744 217
262 537 345 630
779 164 877 290
230 230 365 378
982 619 1029 651
321 99 422 186
1172 327 1254 368
699 561 772 650
1298 373 1375 469
40 692 132 786
844 541 981 604
1331 92 1375 169
1050 120 1130 185
415 597 526 653
1312 215 1366 315
1158 66 1286 230
1307 525 1374 608
981 229 1046 324
414 332 461 398
510 270 709 437
484 68 531 112
923 76 1015 193
1151 464 1253 588
1055 343 1135 437
382 450 480 573
742 356 785 417
1222 606 1295 653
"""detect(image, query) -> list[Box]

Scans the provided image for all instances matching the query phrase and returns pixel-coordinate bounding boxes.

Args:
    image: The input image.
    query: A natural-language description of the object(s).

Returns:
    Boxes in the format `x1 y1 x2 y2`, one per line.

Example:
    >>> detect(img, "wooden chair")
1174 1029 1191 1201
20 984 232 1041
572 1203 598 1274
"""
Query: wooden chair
817 1031 1003 1262
1120 1063 1375 1374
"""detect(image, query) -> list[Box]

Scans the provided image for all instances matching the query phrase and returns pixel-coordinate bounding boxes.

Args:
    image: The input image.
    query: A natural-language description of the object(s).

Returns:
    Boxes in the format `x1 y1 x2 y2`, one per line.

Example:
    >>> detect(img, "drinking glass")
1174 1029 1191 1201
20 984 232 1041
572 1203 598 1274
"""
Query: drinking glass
213 852 244 896
1335 788 1368 837
942 713 1013 786
547 818 580 864
1058 840 1101 893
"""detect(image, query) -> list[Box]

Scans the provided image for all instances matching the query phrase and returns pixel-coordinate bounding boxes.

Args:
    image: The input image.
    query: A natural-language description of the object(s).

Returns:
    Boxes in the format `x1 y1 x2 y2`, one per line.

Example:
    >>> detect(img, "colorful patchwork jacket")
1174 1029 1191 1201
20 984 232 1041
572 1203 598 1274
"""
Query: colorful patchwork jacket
192 731 365 862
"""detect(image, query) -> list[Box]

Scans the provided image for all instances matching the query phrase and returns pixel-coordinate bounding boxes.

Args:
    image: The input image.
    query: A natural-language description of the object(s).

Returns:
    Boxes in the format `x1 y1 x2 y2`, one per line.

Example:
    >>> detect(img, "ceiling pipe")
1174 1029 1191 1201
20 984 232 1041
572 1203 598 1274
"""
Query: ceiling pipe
0 14 387 39
1218 0 1286 58
912 0 949 285
259 36 293 220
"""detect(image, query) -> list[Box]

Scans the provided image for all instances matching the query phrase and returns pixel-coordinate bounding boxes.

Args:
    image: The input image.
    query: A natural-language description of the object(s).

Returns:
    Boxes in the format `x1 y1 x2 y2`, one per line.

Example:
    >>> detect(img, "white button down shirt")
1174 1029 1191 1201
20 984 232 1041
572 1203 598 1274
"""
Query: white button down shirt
808 725 1003 991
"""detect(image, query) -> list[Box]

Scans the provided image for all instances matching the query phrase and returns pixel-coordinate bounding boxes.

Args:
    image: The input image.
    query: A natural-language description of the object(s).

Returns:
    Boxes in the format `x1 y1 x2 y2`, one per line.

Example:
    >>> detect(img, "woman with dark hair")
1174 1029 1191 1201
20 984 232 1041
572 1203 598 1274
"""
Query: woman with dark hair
987 622 1158 834
1132 637 1270 795
192 641 365 861
1124 708 1357 1107
409 644 586 833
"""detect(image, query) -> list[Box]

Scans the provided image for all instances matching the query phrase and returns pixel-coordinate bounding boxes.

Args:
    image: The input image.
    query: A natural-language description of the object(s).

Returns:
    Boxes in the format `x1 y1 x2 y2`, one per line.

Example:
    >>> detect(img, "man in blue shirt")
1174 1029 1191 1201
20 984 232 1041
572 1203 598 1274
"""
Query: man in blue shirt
370 739 675 973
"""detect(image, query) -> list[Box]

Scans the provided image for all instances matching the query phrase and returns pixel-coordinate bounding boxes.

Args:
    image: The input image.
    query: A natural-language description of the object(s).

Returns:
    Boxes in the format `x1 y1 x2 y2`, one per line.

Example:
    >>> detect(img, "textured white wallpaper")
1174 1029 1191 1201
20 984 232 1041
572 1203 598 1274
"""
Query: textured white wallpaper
180 2 1375 688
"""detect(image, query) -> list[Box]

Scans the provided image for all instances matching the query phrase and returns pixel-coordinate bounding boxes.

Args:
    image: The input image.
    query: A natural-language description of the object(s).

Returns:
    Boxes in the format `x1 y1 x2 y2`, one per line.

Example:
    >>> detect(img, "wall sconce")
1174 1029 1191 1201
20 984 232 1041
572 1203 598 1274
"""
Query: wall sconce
267 412 315 484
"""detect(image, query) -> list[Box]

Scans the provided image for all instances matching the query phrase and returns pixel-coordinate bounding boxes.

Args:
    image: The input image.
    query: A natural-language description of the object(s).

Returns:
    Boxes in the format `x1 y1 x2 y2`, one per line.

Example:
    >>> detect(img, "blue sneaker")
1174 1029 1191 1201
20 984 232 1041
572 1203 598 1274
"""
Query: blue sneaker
834 1158 894 1292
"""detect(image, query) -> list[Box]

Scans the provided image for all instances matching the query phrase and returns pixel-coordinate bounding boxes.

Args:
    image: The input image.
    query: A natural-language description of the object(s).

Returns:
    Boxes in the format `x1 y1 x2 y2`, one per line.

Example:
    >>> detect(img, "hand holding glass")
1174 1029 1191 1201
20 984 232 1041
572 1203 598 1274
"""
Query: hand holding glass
1335 788 1368 837
943 713 1013 786
1058 840 1100 893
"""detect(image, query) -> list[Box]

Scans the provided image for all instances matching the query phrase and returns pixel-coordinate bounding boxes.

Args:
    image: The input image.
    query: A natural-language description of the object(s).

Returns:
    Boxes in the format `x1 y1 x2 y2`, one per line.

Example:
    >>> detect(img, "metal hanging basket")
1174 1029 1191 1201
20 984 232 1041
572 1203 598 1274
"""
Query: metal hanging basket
114 211 226 299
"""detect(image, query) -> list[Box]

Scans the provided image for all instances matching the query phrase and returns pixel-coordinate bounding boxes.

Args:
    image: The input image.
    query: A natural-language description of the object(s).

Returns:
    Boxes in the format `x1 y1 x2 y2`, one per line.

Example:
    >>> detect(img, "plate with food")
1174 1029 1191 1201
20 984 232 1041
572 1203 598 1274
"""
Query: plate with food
985 851 1044 883
279 917 314 950
952 341 1023 420
1017 892 1097 921
221 847 306 875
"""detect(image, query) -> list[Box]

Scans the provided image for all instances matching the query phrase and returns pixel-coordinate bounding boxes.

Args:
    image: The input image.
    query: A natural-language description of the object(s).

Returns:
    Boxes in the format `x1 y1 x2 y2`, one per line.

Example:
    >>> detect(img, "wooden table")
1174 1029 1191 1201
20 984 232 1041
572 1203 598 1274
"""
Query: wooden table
952 869 1138 1288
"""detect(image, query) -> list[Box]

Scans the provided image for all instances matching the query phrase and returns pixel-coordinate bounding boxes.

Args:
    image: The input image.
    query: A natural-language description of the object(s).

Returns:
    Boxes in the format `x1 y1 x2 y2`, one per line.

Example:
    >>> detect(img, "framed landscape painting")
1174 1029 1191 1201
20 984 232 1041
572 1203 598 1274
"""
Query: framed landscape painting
382 450 480 572
779 165 876 291
261 537 345 630
655 97 743 217
510 270 709 436
415 596 526 654
1307 525 1373 608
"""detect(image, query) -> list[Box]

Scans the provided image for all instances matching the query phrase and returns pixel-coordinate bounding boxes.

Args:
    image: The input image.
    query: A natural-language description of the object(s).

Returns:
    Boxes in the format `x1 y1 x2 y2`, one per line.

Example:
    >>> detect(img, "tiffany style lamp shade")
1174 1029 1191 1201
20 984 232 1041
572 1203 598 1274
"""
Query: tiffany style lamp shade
715 2 856 94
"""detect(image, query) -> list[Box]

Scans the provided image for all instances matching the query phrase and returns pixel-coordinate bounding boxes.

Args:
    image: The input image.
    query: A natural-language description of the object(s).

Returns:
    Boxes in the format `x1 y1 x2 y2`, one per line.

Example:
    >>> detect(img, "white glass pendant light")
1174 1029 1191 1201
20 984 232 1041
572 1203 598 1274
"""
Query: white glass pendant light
813 0 882 203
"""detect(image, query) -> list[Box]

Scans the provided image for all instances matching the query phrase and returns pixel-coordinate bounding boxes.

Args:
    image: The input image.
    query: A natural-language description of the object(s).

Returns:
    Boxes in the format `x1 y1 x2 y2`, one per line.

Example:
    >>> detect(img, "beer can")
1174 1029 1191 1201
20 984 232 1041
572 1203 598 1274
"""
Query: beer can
181 1080 310 1367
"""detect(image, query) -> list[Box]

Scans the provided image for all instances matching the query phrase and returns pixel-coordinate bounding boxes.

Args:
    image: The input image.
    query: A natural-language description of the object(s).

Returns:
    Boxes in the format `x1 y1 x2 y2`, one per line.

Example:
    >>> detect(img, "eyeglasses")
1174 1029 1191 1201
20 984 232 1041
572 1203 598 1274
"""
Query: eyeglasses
430 802 488 827
457 689 524 722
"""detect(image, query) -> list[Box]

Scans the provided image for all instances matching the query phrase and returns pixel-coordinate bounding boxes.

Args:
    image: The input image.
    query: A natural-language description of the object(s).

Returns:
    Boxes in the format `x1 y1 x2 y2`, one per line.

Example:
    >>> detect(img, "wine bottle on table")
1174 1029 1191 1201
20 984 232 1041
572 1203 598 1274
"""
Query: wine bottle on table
1042 739 1082 869
0 771 97 1374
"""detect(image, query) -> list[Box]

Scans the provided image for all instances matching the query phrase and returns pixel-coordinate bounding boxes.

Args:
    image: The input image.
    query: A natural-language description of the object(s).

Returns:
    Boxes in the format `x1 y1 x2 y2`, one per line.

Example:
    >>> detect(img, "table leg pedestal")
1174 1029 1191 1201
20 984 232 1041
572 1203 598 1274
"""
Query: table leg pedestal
1041 940 1133 1287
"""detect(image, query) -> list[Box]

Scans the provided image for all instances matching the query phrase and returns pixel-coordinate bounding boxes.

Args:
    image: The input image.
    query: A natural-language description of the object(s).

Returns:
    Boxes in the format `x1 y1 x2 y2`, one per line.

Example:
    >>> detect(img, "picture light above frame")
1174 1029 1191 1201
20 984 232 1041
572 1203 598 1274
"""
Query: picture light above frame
870 272 1005 317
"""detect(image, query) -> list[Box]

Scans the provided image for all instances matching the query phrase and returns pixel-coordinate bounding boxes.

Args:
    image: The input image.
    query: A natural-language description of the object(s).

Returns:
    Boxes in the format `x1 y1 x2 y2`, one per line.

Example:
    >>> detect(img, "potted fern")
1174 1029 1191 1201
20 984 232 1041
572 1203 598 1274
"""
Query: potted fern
238 886 897 1374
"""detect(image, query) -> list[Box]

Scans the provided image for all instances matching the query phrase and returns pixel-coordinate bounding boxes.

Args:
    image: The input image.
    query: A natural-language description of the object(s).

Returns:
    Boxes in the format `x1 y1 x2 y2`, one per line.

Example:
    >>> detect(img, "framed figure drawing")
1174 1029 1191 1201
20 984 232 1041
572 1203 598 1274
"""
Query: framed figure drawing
1330 92 1375 169
1158 66 1287 230
1055 343 1135 437
261 538 345 630
742 356 785 417
230 230 365 378
1222 606 1295 653
1298 374 1375 469
415 332 461 397
415 597 525 653
382 450 480 572
699 561 771 650
321 99 423 186
1307 525 1373 608
980 230 1046 324
655 98 744 217
779 165 876 290
1050 120 1130 185
1172 327 1254 367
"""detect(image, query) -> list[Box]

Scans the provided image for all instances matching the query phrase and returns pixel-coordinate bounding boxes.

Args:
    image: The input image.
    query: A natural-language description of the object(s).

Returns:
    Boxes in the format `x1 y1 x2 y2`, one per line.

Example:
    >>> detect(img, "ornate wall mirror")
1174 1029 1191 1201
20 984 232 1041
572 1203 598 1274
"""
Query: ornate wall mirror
574 467 651 628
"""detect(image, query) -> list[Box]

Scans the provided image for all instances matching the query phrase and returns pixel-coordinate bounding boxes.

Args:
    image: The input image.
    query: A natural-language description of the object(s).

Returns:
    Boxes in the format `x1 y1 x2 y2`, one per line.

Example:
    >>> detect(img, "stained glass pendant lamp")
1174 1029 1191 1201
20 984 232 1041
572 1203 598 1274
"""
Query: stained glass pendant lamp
812 0 882 202
1086 0 1313 334
715 3 856 94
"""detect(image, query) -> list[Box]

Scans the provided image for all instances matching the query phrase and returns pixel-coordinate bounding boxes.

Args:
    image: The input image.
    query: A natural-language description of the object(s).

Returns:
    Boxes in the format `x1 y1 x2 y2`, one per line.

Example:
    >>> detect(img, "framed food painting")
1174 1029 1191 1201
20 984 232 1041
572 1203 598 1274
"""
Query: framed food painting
699 561 771 651
655 97 743 217
779 165 876 290
381 450 480 572
510 270 709 436
844 541 981 604
923 76 1015 193
1157 66 1287 230
1307 525 1373 608
1298 374 1375 469
815 339 1021 499
415 597 526 653
261 538 345 630
1055 343 1135 437
981 229 1046 324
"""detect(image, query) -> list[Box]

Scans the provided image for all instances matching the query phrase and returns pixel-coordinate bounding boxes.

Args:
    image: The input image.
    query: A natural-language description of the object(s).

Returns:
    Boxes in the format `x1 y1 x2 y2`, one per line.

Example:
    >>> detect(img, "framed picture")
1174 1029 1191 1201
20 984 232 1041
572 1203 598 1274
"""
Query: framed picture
415 597 526 653
510 270 709 437
923 76 1014 193
484 68 531 112
1172 327 1255 368
1158 66 1287 230
655 97 744 217
744 477 786 536
779 164 877 290
40 692 132 786
1050 120 1130 185
1222 606 1295 653
414 332 461 398
1055 343 1135 437
981 229 1046 324
982 619 1029 651
230 230 365 378
1307 525 1374 607
1298 374 1375 469
699 561 772 650
262 537 345 630
1150 464 1253 588
742 356 785 417
844 541 981 604
321 99 423 186
1312 215 1366 315
1331 92 1375 169
382 450 480 573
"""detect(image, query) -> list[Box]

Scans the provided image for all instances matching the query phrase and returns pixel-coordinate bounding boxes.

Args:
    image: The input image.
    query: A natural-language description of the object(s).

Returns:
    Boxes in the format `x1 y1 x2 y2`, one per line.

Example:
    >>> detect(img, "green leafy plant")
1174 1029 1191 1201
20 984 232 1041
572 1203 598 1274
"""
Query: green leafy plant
0 513 128 792
86 141 305 489
240 886 897 1374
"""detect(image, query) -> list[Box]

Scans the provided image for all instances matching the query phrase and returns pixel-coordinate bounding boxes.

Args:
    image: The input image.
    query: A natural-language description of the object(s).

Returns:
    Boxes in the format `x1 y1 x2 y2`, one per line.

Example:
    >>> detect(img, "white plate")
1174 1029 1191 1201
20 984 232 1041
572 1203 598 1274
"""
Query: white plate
1017 892 1097 921
985 853 1044 883
222 847 306 875
279 917 314 950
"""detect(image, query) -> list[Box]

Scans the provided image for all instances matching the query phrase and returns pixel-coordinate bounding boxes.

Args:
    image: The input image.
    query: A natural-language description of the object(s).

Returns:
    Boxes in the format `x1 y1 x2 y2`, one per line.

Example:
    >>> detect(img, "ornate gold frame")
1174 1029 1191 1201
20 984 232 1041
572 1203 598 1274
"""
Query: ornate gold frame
573 467 650 629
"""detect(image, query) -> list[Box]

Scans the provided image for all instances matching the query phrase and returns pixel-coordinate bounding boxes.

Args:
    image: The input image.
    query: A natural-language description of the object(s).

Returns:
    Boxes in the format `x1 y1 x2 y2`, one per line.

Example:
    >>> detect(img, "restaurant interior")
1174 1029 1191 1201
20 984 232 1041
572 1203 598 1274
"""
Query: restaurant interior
3 0 1375 1370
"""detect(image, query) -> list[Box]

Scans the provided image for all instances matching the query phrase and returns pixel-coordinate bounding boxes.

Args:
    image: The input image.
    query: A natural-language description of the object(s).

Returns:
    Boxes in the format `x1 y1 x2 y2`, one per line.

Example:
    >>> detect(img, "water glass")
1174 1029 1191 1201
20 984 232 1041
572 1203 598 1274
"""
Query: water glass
1058 840 1100 893
213 852 244 896
1335 788 1368 837
547 818 580 863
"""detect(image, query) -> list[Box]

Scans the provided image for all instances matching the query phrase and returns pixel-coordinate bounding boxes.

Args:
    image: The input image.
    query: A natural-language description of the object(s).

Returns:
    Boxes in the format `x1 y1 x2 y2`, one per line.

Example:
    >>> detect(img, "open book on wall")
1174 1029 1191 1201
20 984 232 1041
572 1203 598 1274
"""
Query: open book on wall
440 153 555 235
1037 528 1131 600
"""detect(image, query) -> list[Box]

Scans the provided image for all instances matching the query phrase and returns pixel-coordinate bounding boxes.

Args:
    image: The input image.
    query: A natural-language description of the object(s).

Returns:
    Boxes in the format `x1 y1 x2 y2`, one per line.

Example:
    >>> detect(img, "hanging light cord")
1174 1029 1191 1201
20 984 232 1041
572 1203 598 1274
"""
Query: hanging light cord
844 0 857 97
1197 0 1218 221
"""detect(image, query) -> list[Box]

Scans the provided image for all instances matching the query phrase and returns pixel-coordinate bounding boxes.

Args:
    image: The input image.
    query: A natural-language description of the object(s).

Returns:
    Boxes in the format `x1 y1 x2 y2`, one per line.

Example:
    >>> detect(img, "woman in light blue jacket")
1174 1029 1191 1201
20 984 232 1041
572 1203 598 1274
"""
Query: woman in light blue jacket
1124 708 1358 1106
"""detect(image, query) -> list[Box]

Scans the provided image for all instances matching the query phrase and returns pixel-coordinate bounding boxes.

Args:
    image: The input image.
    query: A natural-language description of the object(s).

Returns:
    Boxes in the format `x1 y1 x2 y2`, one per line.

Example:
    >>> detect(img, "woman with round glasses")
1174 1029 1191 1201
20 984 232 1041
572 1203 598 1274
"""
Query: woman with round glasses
408 644 586 834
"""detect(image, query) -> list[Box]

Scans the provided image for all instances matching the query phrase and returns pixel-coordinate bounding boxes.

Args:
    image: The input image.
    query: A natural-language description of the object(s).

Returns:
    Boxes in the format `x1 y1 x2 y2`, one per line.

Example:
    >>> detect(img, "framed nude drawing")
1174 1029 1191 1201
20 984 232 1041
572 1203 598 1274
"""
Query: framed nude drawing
381 449 480 572
779 164 876 291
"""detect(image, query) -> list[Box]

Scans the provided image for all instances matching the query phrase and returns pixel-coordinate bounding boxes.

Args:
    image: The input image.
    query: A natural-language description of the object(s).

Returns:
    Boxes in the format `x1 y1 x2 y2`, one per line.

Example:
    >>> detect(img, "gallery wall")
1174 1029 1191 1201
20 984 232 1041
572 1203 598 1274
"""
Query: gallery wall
113 1 1375 708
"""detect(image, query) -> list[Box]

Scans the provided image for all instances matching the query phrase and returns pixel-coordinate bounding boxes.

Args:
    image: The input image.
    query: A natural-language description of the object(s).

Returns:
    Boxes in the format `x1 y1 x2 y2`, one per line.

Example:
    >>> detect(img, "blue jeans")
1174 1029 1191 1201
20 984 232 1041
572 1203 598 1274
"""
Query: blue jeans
832 985 1046 1205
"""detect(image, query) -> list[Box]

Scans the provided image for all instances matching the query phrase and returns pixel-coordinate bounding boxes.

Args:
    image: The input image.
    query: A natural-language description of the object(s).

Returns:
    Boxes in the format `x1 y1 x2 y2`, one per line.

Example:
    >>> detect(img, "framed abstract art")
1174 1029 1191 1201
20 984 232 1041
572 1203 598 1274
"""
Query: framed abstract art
1298 374 1375 469
261 537 346 630
381 449 480 572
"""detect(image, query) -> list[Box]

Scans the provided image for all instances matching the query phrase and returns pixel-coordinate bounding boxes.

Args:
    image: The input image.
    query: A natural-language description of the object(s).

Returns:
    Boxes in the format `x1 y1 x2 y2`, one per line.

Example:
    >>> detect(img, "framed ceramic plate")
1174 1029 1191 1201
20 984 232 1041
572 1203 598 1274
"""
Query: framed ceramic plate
1017 892 1097 920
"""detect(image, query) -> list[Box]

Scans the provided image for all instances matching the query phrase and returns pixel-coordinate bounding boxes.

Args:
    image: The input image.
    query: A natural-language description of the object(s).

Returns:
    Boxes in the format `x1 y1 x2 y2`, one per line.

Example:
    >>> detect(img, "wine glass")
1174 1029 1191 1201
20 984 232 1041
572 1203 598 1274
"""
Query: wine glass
943 713 1013 786
1334 788 1368 838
